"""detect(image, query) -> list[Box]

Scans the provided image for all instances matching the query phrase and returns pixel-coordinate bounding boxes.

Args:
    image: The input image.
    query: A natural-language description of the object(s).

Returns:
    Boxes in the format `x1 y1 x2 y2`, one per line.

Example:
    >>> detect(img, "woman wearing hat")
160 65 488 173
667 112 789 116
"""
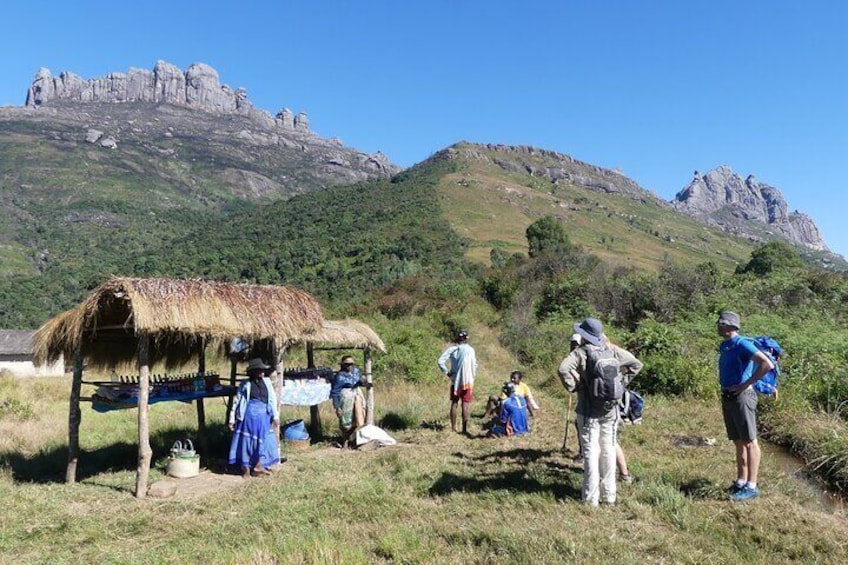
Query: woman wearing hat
228 358 280 477
331 355 366 448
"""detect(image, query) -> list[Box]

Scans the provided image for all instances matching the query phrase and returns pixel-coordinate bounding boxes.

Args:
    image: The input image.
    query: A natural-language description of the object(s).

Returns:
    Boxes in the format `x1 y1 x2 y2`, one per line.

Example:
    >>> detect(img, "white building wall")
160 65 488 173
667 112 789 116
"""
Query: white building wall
0 355 65 377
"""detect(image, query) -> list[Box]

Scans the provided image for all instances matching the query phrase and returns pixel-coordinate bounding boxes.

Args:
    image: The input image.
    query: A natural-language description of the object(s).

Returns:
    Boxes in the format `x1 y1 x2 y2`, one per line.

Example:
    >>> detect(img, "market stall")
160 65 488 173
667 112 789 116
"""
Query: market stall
33 276 324 498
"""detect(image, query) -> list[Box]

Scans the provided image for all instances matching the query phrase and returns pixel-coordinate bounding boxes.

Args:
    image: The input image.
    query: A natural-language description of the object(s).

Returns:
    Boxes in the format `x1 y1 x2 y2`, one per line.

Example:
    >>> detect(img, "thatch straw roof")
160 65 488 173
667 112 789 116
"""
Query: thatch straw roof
304 319 386 353
33 277 324 368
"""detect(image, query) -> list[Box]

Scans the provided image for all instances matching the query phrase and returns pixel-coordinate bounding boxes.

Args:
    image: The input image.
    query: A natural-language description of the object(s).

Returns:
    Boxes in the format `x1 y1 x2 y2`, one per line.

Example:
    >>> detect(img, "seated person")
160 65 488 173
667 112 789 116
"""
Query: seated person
488 382 530 437
330 355 366 448
484 370 540 419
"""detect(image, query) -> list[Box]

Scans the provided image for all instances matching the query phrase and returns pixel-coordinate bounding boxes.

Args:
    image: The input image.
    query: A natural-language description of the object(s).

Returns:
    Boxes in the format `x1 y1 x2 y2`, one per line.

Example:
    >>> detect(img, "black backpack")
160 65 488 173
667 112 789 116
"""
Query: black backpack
584 344 624 410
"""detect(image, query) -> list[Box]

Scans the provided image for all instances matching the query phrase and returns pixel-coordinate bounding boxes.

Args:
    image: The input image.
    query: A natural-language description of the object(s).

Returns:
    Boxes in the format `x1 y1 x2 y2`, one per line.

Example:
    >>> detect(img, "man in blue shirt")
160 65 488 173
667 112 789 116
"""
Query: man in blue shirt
717 311 775 502
489 382 529 437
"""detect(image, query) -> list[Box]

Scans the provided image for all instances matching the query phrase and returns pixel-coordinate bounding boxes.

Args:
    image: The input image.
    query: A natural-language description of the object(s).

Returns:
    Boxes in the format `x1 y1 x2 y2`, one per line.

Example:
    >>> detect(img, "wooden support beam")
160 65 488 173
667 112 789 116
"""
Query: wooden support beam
135 334 152 499
272 341 284 455
306 342 321 439
196 338 209 464
365 346 374 426
226 357 238 424
66 347 83 484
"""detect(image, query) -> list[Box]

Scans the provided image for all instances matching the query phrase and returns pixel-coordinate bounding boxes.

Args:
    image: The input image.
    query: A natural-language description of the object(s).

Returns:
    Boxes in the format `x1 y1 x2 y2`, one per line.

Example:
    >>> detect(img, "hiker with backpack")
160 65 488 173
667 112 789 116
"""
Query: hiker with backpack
568 332 643 484
557 318 643 506
716 311 775 502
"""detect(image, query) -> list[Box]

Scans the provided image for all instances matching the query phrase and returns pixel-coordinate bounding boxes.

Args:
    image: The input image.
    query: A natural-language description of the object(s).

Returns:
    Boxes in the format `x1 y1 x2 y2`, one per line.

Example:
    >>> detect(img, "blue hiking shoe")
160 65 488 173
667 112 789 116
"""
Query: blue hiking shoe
730 485 760 501
727 482 744 495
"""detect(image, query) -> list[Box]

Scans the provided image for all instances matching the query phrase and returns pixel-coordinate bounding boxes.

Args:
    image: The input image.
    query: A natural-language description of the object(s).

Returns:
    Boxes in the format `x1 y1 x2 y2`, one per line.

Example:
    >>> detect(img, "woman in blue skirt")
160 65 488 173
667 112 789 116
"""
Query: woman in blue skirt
228 358 280 477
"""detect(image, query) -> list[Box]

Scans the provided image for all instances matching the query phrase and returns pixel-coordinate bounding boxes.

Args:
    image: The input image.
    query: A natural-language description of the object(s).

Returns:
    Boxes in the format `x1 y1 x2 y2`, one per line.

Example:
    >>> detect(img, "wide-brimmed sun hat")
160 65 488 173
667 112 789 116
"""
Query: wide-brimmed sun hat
246 358 271 372
573 318 603 346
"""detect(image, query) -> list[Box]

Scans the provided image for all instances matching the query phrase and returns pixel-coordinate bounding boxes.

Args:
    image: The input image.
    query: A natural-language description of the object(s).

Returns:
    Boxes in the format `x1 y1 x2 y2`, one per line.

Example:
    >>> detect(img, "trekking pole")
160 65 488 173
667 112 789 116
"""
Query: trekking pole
561 393 573 454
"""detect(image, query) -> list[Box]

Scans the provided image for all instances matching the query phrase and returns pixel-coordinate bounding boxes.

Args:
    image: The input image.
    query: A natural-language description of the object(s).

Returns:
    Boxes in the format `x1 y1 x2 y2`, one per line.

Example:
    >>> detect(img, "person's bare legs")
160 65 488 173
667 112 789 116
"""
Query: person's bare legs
461 400 470 434
744 439 760 485
450 400 458 432
484 396 498 419
734 440 749 483
616 443 629 476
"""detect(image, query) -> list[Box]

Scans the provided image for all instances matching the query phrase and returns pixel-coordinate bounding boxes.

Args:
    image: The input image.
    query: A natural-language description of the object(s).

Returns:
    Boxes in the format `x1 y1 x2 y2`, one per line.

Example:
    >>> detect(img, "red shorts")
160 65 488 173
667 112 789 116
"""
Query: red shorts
450 385 473 403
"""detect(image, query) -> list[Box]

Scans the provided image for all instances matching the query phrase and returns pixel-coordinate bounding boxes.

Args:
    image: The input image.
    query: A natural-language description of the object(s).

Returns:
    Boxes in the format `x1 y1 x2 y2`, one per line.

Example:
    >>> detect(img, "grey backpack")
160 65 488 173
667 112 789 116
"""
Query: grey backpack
584 344 624 410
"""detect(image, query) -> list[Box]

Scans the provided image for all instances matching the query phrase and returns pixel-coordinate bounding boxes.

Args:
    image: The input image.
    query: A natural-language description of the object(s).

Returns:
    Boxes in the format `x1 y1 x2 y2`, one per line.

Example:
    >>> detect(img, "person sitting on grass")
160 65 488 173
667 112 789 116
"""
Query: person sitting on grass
488 382 529 437
228 358 280 478
484 370 540 420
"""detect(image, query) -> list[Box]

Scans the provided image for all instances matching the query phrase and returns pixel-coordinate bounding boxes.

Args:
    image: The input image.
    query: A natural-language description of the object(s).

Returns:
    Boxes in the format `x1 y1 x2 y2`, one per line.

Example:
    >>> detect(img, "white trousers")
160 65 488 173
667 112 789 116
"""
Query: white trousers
576 410 617 505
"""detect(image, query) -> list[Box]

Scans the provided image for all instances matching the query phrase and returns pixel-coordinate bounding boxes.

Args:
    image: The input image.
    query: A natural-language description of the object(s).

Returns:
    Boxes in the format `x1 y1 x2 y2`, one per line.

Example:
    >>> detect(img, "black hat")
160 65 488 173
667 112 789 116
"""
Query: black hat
502 381 515 395
246 358 271 372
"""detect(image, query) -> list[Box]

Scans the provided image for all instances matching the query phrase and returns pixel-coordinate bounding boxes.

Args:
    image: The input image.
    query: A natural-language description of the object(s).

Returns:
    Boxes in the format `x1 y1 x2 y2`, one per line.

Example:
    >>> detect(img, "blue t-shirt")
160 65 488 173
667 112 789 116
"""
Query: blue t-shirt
330 367 362 405
718 335 758 389
500 394 529 436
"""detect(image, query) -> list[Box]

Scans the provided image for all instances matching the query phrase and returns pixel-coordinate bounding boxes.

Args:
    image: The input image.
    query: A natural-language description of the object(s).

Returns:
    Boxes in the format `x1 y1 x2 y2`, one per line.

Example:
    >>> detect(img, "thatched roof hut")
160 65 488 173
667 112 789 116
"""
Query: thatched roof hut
32 276 326 497
305 319 386 353
34 277 324 369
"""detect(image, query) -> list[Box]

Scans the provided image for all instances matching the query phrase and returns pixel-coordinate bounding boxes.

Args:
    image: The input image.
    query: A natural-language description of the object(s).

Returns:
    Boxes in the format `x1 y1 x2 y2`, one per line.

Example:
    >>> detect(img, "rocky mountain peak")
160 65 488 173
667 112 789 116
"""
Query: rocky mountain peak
441 142 663 204
24 60 308 133
673 165 826 251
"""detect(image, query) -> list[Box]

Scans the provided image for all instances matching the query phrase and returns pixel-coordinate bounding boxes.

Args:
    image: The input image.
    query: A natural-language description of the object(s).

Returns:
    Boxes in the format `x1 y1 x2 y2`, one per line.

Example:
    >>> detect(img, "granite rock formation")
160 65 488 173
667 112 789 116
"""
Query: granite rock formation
673 165 826 251
24 61 307 133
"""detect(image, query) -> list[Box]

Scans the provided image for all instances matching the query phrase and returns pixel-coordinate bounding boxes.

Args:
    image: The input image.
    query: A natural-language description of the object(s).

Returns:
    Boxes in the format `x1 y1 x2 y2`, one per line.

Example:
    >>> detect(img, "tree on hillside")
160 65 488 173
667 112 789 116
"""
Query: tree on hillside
526 216 571 258
737 241 804 276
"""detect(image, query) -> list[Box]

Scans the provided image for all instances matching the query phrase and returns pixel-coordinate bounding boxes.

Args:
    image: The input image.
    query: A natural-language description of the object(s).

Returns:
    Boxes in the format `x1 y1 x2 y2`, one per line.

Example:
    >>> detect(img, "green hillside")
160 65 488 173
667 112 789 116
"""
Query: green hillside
431 142 757 270
0 134 838 327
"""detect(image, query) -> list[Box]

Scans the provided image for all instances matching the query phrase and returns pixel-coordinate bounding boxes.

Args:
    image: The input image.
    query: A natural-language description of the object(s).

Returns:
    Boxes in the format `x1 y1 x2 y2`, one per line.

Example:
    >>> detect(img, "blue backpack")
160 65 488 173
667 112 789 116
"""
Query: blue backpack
745 336 782 395
618 389 644 424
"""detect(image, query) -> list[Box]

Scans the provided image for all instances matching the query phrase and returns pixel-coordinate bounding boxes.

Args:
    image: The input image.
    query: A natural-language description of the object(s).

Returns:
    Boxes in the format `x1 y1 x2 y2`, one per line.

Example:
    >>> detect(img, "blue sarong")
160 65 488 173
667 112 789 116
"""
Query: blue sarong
260 425 281 467
228 399 271 468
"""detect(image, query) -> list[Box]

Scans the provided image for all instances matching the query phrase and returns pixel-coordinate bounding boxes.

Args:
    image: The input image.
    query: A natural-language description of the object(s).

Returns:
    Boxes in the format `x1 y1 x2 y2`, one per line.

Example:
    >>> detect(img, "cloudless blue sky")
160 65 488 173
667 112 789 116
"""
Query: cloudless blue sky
2 1 846 257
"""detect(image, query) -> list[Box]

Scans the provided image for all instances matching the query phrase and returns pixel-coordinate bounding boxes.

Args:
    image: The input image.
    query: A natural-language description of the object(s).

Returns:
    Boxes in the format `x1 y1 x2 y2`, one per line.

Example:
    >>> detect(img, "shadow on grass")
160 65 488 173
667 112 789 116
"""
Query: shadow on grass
380 412 414 431
429 469 581 500
430 447 582 500
679 477 722 500
0 422 233 484
420 420 446 431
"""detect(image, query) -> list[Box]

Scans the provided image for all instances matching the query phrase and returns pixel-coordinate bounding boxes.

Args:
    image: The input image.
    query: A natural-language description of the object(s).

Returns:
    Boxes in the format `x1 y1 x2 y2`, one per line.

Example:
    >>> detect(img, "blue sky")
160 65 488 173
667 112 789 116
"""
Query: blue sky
2 1 846 257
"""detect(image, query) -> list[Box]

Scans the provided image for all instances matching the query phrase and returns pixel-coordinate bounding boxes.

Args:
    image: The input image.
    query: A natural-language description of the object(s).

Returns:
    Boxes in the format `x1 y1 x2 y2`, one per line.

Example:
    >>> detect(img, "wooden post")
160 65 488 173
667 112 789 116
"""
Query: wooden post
135 334 152 499
272 340 284 454
307 342 321 439
196 337 208 465
226 357 238 423
66 347 83 484
365 346 374 426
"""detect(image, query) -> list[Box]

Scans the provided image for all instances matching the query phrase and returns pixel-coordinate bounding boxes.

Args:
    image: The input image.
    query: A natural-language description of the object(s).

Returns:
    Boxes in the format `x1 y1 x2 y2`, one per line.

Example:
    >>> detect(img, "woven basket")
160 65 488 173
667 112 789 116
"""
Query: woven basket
166 455 200 478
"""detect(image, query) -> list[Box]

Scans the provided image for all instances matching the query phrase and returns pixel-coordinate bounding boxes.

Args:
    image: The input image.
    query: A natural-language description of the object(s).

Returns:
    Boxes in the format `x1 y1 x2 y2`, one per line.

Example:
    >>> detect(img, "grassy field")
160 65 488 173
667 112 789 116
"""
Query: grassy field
2 343 847 565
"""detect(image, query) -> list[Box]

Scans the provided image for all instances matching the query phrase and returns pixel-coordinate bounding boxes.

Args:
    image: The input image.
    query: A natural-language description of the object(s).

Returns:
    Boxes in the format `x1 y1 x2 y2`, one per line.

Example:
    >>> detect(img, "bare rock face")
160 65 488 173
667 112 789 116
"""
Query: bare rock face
24 61 307 133
673 165 826 251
